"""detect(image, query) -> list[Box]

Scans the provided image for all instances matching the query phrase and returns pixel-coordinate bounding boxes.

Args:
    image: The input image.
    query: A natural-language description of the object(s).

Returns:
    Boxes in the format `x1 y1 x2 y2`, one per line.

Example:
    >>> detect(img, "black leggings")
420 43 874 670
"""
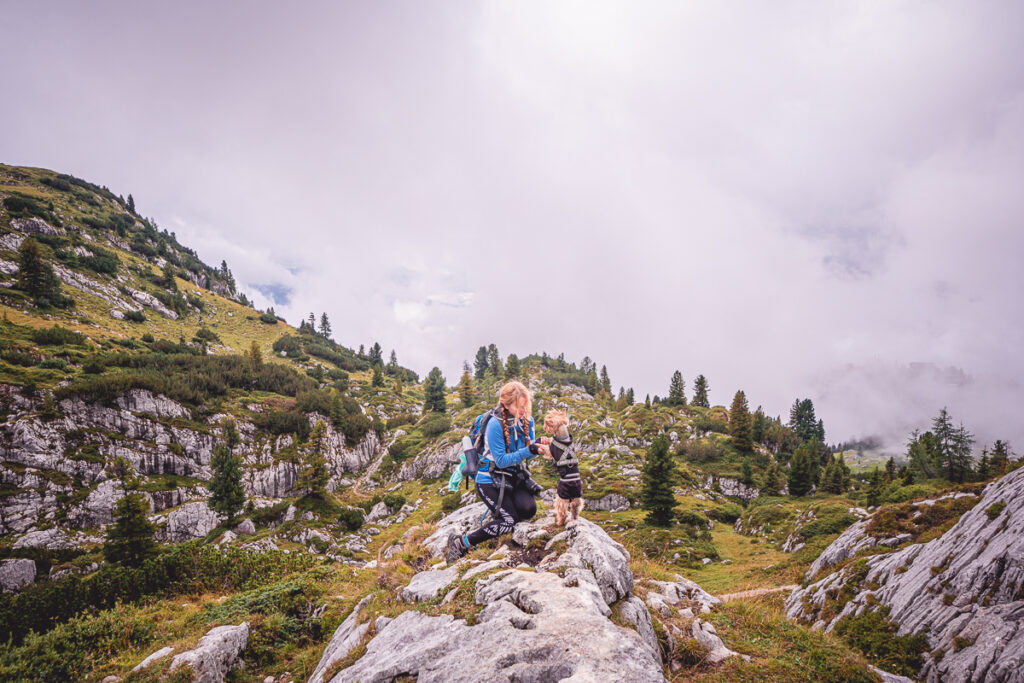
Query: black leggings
465 482 536 546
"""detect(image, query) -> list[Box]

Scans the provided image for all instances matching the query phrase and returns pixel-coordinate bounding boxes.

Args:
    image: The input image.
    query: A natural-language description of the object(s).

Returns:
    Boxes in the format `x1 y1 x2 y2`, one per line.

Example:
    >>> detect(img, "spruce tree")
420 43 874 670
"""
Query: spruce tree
741 459 754 487
667 371 686 406
640 436 678 526
162 263 178 291
645 394 651 408
388 350 399 370
951 423 975 483
104 492 157 567
319 313 332 338
424 367 447 413
626 388 635 405
729 390 752 452
474 346 489 379
787 446 814 496
208 442 245 522
369 342 383 366
127 193 136 214
600 366 612 395
505 353 521 378
976 450 992 480
763 462 784 495
885 457 897 482
486 344 502 376
458 365 474 407
789 398 820 443
299 421 330 496
17 238 67 307
865 468 884 507
990 440 1012 474
692 375 709 408
371 363 384 387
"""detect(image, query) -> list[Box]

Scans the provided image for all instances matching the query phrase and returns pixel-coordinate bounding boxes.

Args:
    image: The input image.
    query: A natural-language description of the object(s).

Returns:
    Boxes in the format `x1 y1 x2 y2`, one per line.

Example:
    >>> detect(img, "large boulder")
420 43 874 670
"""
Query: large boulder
329 508 665 682
157 501 221 542
0 558 36 593
423 502 488 557
401 565 460 603
787 467 1024 682
169 622 249 683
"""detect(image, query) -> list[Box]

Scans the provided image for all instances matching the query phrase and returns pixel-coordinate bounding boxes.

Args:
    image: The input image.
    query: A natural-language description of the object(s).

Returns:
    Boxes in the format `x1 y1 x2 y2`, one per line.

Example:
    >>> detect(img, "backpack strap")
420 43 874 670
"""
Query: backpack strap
551 435 578 468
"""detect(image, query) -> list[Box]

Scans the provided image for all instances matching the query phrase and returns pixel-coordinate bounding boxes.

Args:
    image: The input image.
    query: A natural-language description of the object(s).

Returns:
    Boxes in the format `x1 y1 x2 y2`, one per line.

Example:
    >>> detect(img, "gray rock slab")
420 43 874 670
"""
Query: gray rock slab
308 596 371 683
170 622 249 683
401 565 460 602
0 558 36 593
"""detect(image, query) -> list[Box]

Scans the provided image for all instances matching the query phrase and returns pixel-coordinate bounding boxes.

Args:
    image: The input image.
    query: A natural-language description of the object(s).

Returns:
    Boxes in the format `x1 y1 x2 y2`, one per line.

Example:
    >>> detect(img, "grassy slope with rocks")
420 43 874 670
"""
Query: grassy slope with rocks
0 164 929 681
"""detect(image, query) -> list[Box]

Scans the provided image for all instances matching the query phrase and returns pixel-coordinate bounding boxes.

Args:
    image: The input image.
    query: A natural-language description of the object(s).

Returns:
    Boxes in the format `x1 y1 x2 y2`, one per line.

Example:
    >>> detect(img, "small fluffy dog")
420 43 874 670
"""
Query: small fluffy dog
541 409 583 526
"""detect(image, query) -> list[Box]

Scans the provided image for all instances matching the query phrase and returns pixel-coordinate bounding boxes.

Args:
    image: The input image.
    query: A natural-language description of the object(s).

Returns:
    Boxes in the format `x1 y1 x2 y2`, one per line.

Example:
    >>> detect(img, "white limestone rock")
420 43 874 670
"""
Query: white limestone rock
157 501 221 542
0 558 36 593
170 622 249 683
401 565 460 602
308 596 372 683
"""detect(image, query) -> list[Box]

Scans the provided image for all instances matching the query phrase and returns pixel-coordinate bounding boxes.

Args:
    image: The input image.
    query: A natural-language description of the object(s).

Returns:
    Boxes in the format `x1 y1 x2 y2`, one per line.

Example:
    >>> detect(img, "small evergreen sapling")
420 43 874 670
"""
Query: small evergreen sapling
640 436 678 526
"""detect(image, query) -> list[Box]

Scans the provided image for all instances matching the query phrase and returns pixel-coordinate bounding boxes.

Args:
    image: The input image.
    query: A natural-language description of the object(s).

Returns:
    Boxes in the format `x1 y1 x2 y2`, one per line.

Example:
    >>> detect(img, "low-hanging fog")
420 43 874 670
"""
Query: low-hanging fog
2 1 1023 453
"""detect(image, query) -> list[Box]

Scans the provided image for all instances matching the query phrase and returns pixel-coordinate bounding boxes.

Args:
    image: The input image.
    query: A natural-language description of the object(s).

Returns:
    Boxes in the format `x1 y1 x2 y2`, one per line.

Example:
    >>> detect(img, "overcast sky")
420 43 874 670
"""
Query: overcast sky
3 1 1023 451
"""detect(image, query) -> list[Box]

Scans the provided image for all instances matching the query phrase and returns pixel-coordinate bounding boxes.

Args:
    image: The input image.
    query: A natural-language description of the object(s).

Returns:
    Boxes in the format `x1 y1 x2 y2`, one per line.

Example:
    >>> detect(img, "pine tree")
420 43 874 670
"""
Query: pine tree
640 436 678 526
906 429 937 479
976 449 992 480
600 366 612 395
127 193 136 214
932 407 956 480
950 423 975 483
388 350 399 370
208 442 245 522
319 313 332 338
788 445 814 496
666 371 685 406
474 346 489 379
741 459 754 486
369 342 383 366
371 363 384 387
692 374 709 408
837 453 851 491
487 344 502 376
424 367 447 413
990 440 1012 474
249 341 263 369
308 312 316 330
17 238 67 307
789 399 822 443
625 388 635 405
763 462 785 495
866 468 884 507
885 457 897 482
645 394 651 408
820 455 846 494
104 491 157 567
506 353 521 378
299 421 331 496
458 366 474 407
729 390 752 452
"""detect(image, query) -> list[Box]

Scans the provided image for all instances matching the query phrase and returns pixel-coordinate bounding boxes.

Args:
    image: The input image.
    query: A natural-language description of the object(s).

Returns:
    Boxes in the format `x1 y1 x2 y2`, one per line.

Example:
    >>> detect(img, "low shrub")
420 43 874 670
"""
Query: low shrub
337 507 364 531
834 607 929 678
708 503 743 524
420 412 451 436
442 492 462 511
30 325 85 346
123 309 146 323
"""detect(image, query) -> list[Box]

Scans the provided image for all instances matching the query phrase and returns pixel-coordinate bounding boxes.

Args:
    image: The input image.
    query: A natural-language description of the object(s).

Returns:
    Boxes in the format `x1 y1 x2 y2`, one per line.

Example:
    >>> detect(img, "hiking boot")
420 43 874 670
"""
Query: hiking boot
446 533 469 563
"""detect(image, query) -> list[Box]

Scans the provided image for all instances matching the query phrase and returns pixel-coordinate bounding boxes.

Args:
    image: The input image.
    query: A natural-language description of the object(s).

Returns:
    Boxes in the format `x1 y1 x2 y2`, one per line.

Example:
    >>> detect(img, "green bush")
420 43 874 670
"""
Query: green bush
30 325 85 346
707 503 743 524
78 246 120 276
38 358 68 371
420 412 451 436
677 510 709 528
337 507 364 531
123 309 146 323
0 606 154 681
388 436 419 463
2 349 38 366
442 492 462 511
383 493 406 511
678 438 726 462
192 327 221 344
0 542 315 645
834 608 929 678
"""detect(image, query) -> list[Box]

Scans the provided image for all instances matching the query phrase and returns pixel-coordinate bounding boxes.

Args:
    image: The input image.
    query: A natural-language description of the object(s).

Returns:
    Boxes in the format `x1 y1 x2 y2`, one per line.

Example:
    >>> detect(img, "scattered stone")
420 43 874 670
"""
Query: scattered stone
691 619 744 664
365 501 389 523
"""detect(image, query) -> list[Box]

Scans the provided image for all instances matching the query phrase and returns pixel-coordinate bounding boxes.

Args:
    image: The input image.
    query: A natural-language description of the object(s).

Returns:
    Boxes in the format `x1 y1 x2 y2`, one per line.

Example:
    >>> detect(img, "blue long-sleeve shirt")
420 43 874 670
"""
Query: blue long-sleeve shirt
476 413 536 485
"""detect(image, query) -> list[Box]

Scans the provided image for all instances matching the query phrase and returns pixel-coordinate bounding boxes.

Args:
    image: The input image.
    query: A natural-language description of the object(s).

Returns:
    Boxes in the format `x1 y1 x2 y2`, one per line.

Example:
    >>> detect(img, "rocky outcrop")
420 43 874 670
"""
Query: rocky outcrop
331 511 665 682
401 565 460 602
309 596 372 683
67 479 125 528
395 440 459 482
787 468 1024 682
115 390 191 419
11 217 63 236
169 622 249 683
584 492 631 512
423 502 489 558
691 618 745 664
704 475 759 501
156 501 221 542
0 558 36 593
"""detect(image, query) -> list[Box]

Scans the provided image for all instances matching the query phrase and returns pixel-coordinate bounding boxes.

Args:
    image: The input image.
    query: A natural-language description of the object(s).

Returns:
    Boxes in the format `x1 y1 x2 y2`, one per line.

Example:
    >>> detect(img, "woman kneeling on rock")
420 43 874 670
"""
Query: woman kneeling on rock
447 381 546 562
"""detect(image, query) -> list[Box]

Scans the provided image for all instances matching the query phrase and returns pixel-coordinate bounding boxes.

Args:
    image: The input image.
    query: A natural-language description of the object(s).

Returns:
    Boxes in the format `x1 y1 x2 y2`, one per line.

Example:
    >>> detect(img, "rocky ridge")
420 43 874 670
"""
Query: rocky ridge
786 467 1024 682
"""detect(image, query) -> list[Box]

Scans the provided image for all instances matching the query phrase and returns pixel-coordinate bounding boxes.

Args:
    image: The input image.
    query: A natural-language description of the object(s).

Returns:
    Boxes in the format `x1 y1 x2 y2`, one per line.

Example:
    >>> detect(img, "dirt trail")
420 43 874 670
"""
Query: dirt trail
717 584 798 602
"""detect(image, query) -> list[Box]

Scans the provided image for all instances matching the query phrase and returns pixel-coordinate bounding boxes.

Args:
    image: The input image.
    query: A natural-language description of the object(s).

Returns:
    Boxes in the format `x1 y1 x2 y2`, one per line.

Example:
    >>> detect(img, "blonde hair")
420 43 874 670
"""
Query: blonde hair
498 381 532 418
544 408 568 432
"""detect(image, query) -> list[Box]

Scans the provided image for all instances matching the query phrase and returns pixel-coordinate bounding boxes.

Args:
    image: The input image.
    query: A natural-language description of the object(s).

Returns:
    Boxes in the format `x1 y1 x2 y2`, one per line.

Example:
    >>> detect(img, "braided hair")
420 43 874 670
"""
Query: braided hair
500 404 532 453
